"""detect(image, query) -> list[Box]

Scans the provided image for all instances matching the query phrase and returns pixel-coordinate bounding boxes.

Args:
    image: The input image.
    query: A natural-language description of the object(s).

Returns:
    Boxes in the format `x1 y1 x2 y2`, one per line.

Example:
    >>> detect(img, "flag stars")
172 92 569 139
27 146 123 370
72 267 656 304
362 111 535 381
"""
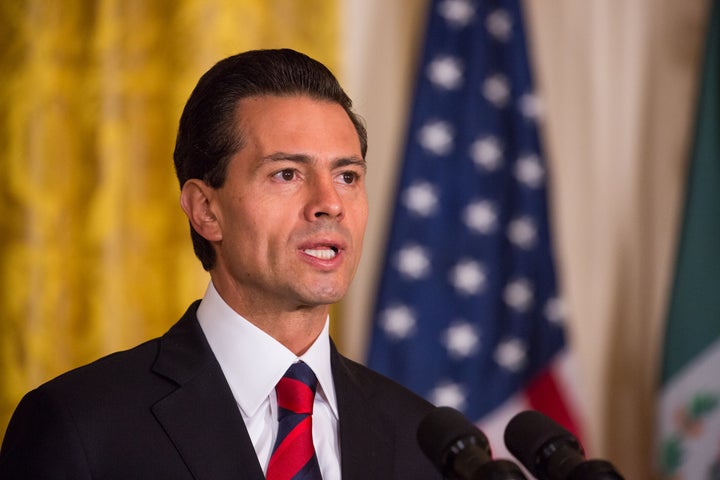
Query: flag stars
449 259 487 295
482 73 511 108
507 216 537 249
437 0 476 28
379 305 417 340
544 297 567 325
515 153 545 188
504 278 534 312
486 9 513 42
394 244 432 280
519 92 543 119
463 199 498 234
368 0 572 427
494 338 527 372
402 181 439 217
418 120 455 156
427 55 464 90
429 381 467 411
470 135 504 171
442 321 480 359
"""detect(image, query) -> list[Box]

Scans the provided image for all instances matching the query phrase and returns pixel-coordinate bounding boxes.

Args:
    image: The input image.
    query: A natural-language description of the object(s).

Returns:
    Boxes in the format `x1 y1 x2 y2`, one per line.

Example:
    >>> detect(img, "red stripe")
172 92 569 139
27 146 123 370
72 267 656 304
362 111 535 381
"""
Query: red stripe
525 366 583 441
276 377 314 413
266 416 314 480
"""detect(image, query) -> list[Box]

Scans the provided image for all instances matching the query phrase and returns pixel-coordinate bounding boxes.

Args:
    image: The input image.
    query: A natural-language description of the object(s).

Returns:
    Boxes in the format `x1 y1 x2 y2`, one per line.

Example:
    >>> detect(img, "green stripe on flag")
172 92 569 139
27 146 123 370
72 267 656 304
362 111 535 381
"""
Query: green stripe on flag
659 0 720 385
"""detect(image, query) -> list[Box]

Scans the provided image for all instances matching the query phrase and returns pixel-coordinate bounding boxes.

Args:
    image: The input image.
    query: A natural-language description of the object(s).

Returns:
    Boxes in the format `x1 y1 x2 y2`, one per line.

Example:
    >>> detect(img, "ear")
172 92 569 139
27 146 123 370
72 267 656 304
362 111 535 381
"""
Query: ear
180 179 223 242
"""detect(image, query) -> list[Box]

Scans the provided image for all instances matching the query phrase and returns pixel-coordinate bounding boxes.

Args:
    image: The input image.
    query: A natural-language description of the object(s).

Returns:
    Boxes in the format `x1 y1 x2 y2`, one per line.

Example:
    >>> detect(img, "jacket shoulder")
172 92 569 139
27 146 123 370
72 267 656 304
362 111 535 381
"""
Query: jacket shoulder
334 352 435 414
331 350 442 480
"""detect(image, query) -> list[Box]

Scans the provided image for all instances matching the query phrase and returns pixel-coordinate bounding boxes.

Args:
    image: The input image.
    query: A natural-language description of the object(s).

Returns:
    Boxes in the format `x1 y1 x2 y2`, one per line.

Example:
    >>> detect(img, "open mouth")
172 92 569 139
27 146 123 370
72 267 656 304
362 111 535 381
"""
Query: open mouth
303 246 339 260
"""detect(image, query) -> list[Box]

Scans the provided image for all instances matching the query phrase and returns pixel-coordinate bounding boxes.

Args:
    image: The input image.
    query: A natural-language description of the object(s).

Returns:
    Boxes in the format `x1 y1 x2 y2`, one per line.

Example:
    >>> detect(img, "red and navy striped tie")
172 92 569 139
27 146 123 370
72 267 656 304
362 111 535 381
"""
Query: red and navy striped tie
266 361 323 480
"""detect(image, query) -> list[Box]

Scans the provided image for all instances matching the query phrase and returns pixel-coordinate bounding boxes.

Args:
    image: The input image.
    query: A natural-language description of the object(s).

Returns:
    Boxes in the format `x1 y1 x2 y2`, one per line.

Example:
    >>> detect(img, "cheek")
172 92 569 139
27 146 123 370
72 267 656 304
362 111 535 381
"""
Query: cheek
239 205 296 251
350 200 369 237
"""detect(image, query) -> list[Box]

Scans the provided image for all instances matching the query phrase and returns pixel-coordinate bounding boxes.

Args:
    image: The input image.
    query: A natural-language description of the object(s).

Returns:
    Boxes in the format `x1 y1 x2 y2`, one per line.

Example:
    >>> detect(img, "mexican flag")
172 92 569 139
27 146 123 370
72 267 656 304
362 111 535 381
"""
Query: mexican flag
656 1 720 478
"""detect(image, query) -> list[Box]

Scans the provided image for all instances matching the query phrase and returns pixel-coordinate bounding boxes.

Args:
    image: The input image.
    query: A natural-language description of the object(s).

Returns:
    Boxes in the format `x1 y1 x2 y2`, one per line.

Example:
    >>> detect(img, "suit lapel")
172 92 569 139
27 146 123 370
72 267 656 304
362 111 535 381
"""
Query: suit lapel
151 303 265 480
332 345 395 480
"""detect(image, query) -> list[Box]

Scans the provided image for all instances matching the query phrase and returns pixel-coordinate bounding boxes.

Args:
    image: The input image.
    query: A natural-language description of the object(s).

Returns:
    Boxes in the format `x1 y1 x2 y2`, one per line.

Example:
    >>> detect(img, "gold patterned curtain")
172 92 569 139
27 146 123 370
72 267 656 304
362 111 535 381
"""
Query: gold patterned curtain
0 0 338 436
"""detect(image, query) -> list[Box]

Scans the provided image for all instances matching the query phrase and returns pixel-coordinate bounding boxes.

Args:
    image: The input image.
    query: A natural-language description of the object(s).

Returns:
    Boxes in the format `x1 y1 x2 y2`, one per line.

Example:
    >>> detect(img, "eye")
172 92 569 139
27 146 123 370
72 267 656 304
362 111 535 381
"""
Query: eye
339 171 358 185
273 169 296 181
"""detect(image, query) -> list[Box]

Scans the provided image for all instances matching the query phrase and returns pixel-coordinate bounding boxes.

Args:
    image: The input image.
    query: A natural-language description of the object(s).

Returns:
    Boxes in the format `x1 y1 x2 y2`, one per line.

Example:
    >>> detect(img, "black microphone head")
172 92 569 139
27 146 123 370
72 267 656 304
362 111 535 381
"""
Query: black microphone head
504 410 583 478
417 406 491 473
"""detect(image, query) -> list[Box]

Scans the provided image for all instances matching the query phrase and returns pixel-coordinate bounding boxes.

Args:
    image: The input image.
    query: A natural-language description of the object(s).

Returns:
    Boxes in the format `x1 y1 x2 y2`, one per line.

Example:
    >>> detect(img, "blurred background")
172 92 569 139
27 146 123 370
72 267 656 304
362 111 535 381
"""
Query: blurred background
0 0 716 478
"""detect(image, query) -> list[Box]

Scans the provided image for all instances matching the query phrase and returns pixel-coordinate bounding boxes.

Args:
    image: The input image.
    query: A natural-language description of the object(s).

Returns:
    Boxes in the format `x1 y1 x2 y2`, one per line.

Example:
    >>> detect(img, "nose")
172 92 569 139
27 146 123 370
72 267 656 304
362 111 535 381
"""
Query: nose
304 175 343 221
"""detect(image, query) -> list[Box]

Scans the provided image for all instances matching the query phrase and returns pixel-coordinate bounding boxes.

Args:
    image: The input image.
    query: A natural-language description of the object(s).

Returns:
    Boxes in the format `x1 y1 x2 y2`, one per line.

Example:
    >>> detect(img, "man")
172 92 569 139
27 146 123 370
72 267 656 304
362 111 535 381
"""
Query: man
0 49 441 479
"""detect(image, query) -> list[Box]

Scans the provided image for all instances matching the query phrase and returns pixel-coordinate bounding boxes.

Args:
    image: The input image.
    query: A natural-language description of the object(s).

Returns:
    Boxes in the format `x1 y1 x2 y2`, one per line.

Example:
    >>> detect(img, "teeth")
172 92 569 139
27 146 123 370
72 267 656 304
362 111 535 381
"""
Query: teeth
304 248 337 260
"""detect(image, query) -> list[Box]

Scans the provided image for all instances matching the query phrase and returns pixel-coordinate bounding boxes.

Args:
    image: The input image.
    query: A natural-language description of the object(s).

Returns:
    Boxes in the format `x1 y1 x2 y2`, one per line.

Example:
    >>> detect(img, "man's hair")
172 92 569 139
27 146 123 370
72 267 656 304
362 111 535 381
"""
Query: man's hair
173 49 367 271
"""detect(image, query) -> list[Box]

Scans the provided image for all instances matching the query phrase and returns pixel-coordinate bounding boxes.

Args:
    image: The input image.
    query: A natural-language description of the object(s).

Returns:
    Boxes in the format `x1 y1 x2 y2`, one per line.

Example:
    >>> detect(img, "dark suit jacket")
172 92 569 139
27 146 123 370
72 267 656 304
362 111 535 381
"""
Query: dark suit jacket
0 302 441 479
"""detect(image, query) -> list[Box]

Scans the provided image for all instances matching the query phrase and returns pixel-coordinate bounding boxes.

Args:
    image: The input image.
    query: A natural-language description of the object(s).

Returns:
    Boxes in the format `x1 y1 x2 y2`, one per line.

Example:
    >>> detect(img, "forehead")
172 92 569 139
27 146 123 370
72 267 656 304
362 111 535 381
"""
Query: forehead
228 95 363 169
234 95 356 139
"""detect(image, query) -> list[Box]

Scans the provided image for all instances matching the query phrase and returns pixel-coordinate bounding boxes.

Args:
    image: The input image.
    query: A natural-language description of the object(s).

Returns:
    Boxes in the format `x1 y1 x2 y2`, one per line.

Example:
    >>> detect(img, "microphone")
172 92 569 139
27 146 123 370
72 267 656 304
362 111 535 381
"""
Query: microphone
417 406 527 479
504 410 624 480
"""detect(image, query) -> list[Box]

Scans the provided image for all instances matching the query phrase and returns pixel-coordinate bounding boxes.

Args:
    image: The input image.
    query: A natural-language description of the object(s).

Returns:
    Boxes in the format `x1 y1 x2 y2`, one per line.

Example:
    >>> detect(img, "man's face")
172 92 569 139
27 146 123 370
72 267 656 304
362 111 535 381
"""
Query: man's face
208 95 368 315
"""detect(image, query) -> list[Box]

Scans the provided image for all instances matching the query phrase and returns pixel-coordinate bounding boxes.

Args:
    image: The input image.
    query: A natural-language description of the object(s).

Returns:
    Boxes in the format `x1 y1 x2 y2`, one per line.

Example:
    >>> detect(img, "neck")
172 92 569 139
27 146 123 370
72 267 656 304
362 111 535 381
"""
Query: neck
210 280 330 356
263 313 327 356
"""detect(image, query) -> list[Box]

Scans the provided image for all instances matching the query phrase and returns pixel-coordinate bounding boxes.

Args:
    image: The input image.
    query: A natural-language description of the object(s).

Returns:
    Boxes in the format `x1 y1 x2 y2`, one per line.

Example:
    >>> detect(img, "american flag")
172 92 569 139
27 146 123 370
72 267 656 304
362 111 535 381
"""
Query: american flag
367 0 582 454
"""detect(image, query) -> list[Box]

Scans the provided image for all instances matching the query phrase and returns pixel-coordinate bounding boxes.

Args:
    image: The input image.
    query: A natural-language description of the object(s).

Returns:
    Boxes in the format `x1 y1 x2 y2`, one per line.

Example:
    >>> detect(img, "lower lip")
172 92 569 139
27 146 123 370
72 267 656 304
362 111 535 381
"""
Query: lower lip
300 250 343 270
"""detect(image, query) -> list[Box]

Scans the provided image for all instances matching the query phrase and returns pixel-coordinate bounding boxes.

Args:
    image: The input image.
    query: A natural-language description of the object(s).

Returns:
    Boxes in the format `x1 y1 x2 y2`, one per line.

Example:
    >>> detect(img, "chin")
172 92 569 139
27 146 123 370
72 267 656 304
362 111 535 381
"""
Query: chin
305 285 347 306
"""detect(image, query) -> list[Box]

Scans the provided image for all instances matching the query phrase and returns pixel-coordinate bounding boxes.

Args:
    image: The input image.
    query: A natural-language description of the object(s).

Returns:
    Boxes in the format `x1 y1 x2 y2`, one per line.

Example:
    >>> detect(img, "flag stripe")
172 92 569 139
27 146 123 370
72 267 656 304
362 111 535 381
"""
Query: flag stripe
525 366 581 439
659 0 720 384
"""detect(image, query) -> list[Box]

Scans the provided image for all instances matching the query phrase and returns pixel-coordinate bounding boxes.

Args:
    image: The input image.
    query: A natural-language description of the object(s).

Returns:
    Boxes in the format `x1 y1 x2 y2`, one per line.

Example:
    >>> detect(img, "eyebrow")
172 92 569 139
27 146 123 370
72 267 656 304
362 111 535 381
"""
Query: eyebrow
261 152 367 171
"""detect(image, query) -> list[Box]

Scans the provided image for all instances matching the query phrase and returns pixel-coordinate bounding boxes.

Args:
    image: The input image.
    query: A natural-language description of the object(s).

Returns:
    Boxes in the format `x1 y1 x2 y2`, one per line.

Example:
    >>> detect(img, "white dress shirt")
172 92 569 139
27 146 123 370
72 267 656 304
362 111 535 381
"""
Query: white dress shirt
196 282 341 478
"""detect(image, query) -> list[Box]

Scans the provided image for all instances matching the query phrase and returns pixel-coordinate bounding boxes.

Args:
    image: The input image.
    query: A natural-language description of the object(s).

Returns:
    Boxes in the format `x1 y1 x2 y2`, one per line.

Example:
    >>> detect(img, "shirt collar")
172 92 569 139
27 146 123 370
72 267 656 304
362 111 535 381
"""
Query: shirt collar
196 282 337 419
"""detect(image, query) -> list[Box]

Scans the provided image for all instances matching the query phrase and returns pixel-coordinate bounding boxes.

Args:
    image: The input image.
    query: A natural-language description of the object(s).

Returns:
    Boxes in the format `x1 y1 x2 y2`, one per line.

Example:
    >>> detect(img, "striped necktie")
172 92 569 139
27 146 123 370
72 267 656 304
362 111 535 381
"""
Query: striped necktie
266 361 323 480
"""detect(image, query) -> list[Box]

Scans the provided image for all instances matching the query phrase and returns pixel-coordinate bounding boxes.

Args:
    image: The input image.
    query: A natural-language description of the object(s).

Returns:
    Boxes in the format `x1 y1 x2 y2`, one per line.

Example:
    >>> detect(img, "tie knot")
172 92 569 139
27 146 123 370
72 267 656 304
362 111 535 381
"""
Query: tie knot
276 361 317 414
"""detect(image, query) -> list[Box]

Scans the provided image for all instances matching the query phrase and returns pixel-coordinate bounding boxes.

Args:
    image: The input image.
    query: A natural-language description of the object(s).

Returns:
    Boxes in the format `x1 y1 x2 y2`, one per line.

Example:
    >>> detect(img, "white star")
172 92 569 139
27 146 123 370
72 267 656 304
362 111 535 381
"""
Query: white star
486 9 513 42
449 259 487 295
544 297 567 325
427 55 464 90
507 216 537 249
429 381 467 411
482 73 510 108
504 278 534 312
515 153 545 188
442 321 480 359
437 0 476 28
379 305 417 340
463 200 498 234
402 181 439 217
394 244 431 280
494 337 527 372
470 135 504 171
519 92 543 119
418 120 454 156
